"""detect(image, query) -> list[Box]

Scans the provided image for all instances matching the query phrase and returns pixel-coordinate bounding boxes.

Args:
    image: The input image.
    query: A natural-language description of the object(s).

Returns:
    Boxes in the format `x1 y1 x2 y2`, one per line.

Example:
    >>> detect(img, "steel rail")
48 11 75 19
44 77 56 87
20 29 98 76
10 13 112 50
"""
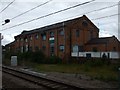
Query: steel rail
2 66 85 90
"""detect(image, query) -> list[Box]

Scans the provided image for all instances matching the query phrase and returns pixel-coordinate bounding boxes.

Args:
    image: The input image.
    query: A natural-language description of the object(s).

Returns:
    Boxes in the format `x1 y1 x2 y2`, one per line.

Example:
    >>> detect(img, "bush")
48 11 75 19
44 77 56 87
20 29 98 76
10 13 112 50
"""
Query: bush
5 50 62 64
84 59 107 67
17 51 62 64
31 51 45 63
46 56 62 64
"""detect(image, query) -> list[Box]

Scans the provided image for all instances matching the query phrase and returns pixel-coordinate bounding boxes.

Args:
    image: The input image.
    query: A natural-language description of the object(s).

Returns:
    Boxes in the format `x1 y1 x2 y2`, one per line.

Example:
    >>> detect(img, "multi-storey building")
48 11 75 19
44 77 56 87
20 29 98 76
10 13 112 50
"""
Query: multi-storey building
5 15 120 59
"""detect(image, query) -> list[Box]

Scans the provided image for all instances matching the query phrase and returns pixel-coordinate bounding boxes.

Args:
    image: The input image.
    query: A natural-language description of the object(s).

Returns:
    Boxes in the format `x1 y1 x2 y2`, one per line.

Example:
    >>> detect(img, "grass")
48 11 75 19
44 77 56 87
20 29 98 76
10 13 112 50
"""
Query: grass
4 59 120 81
24 62 119 81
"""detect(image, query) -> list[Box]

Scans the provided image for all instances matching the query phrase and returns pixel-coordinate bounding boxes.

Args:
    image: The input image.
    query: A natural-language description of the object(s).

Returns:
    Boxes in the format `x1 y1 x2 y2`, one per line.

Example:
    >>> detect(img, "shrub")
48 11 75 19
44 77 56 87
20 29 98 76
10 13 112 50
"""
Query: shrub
46 55 62 64
84 59 106 67
31 51 45 63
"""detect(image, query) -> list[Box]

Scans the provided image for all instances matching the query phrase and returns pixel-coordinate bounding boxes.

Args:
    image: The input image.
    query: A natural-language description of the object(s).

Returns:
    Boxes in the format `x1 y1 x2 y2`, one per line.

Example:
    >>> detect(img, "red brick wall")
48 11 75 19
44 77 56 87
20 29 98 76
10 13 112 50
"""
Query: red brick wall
12 15 99 60
85 37 120 52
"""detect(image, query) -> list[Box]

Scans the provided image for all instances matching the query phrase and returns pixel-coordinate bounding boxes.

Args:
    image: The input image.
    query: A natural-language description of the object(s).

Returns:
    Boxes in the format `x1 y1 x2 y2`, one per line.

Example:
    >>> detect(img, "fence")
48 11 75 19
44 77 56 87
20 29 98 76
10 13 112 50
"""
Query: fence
71 52 120 59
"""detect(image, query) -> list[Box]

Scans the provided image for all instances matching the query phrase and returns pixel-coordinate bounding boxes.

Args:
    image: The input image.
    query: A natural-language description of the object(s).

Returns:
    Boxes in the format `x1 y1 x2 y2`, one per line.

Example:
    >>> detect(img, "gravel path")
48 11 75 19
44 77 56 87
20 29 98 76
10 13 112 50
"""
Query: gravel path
2 72 48 90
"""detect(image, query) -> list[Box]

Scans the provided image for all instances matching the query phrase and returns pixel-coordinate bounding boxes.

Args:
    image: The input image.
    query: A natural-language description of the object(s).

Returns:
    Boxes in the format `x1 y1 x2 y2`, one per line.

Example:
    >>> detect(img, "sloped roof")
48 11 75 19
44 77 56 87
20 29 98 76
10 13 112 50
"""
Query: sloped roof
5 41 15 47
86 36 117 45
15 15 99 38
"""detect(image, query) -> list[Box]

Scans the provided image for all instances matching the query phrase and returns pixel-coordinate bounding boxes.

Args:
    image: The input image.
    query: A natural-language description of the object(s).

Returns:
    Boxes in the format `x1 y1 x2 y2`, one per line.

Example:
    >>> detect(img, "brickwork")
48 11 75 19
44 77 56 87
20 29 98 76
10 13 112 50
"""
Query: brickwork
5 15 120 60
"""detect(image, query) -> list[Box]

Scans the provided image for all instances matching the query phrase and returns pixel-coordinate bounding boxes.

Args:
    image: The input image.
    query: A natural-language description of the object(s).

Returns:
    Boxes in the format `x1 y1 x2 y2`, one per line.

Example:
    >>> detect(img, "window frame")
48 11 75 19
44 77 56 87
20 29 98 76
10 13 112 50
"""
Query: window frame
59 45 64 52
50 31 54 37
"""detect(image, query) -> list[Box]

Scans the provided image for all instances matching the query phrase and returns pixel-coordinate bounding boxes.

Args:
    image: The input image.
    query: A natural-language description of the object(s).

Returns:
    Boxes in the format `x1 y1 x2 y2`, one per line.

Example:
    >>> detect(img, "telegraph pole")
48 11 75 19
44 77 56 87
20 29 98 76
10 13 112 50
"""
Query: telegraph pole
0 19 10 65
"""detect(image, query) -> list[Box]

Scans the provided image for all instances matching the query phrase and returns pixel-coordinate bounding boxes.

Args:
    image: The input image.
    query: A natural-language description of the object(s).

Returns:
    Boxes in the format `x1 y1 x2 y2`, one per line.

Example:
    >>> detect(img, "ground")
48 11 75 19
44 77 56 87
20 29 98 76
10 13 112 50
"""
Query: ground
3 59 120 89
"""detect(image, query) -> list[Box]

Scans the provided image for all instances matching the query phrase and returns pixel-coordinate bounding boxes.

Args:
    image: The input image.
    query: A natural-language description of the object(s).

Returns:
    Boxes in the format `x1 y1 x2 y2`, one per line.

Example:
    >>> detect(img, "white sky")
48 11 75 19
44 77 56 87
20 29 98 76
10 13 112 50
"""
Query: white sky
0 0 119 45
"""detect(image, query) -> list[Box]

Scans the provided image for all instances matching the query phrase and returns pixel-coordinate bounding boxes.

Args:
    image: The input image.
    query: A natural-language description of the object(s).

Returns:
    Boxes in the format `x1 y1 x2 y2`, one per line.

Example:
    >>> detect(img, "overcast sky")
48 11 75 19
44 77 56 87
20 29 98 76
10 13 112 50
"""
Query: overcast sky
0 0 119 46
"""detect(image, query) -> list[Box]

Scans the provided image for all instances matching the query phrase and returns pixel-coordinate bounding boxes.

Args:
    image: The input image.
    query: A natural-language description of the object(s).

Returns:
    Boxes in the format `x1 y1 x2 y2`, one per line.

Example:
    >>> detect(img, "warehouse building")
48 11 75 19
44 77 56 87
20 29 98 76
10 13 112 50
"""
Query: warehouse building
5 15 120 59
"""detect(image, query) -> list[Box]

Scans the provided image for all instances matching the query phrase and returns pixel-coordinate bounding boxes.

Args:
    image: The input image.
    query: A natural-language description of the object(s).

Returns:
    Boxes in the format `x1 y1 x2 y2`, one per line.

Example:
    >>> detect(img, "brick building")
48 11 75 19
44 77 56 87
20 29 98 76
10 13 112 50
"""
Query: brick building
5 15 120 59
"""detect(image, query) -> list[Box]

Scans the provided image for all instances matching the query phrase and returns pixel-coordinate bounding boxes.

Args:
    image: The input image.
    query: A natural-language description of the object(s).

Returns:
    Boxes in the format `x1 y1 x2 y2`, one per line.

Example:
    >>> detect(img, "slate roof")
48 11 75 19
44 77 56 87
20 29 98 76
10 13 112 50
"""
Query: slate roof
15 15 99 38
86 36 115 45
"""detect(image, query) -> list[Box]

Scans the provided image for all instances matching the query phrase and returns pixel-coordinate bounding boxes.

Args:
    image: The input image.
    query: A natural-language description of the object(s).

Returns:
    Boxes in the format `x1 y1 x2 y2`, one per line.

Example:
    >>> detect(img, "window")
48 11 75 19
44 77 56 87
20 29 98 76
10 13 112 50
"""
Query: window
21 38 23 42
17 39 19 42
82 20 88 26
35 34 39 39
41 32 46 40
43 35 46 40
50 47 54 53
50 43 54 56
50 31 54 37
25 38 28 42
25 45 28 52
21 46 23 53
42 34 46 40
76 30 80 37
42 45 46 50
73 45 79 52
86 53 91 58
30 36 32 40
113 47 116 51
59 45 64 52
59 30 64 35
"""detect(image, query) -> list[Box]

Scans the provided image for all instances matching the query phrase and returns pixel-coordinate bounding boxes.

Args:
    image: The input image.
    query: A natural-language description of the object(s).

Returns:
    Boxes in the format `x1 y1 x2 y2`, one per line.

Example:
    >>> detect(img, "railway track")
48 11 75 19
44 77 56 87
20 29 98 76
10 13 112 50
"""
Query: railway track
2 66 85 90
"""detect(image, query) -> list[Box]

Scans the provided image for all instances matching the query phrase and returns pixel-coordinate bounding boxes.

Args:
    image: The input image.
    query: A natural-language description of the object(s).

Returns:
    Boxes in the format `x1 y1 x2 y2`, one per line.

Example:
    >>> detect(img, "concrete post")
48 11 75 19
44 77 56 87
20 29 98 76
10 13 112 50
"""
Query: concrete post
0 33 2 65
0 33 2 89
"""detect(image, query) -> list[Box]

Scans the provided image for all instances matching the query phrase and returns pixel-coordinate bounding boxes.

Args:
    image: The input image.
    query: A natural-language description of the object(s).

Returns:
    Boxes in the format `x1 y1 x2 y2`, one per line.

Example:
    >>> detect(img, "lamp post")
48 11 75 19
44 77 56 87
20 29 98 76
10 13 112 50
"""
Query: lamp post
0 19 10 63
0 19 10 89
2 19 10 25
0 19 10 64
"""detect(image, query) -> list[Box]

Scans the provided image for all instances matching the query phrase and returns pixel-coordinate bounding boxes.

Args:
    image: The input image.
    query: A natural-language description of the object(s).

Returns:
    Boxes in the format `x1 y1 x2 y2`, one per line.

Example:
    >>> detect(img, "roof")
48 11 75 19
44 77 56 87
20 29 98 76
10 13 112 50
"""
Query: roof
5 41 15 47
15 15 99 38
86 36 117 45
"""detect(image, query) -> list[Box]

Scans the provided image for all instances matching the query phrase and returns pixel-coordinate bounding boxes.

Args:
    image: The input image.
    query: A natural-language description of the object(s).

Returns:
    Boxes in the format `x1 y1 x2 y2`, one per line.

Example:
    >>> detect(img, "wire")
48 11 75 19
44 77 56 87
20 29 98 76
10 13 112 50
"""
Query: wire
83 3 118 15
10 1 118 21
91 13 118 20
0 0 95 31
0 0 15 14
1 13 118 32
54 3 118 23
11 0 53 20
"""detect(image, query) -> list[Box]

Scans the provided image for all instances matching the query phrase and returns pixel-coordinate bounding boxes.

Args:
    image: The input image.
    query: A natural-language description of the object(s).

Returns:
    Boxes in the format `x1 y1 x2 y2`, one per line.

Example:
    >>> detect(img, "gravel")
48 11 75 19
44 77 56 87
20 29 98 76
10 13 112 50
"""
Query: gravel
2 72 48 90
3 66 119 89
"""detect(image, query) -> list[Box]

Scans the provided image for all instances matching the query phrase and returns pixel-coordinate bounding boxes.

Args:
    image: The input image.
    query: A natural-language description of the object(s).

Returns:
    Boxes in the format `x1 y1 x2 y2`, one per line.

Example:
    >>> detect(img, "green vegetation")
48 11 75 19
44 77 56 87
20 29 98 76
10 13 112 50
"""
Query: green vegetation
4 50 62 64
3 51 120 81
19 59 120 81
